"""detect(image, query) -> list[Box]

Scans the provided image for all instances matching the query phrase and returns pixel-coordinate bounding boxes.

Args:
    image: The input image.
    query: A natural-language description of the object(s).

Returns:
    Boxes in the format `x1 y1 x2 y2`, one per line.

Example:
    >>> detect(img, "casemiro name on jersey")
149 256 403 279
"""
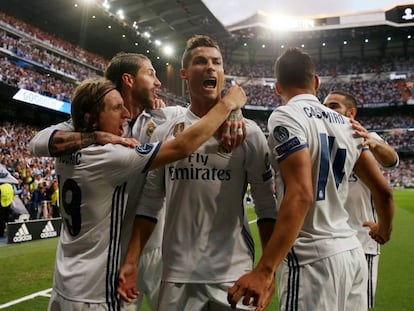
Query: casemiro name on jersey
303 106 346 124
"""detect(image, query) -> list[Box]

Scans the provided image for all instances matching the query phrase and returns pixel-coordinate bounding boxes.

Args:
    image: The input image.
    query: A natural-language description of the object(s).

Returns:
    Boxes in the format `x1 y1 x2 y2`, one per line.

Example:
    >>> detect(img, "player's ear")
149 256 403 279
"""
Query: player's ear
179 68 188 80
347 107 357 119
275 82 282 95
314 75 320 91
83 113 96 129
121 73 133 88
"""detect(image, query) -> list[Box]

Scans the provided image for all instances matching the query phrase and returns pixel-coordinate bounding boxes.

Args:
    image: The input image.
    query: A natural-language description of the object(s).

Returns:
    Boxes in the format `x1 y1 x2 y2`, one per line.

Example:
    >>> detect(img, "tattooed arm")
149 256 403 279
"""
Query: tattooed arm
48 131 136 157
30 121 136 157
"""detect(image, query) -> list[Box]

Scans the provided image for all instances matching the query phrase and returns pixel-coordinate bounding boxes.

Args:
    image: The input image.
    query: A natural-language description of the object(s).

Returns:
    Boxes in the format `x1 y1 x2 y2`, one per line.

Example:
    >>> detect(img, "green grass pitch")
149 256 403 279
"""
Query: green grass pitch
0 189 413 310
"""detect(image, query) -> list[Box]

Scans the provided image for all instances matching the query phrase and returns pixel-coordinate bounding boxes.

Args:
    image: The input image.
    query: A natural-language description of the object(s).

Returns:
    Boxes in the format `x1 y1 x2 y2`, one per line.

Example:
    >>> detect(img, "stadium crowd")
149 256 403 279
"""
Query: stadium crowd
1 11 414 110
1 122 58 222
0 11 414 230
0 116 413 227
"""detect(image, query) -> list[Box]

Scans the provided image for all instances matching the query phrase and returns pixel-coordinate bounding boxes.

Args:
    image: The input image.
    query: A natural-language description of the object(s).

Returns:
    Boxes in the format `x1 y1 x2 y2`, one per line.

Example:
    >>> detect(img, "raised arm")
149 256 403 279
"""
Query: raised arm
147 85 247 171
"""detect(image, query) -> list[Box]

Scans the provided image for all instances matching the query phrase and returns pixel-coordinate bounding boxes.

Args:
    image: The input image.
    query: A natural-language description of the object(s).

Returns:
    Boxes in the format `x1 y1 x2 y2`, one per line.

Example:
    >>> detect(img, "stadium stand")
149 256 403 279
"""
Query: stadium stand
0 10 413 234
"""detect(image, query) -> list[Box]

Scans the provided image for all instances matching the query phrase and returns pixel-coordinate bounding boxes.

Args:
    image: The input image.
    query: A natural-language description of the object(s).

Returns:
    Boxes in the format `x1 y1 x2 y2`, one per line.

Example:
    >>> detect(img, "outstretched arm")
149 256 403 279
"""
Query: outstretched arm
148 85 247 171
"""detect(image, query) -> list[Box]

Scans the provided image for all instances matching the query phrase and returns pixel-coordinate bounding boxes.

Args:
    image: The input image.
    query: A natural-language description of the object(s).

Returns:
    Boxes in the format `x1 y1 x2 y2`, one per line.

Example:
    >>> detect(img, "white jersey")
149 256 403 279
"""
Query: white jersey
137 109 276 283
345 132 398 256
268 94 364 265
29 105 186 252
54 142 161 307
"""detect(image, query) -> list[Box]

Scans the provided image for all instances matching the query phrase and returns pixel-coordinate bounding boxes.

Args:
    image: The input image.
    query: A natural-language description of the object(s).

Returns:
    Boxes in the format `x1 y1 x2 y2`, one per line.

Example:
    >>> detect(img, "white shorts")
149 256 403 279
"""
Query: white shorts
123 247 162 311
48 290 109 311
366 254 379 309
157 282 255 311
278 247 367 311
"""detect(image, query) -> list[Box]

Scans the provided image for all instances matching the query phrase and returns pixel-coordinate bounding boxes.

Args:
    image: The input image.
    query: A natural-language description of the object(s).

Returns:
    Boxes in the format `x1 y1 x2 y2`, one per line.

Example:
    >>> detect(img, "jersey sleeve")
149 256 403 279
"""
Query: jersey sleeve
151 106 187 121
370 131 399 169
244 120 277 221
267 107 308 163
135 126 166 220
29 120 74 156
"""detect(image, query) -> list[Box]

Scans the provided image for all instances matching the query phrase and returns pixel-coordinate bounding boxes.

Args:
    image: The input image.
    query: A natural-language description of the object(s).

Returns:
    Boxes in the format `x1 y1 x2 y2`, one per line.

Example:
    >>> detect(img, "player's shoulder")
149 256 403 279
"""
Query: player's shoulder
369 131 385 142
51 119 75 131
244 118 263 134
268 104 299 126
151 112 186 139
150 105 187 119
242 119 268 147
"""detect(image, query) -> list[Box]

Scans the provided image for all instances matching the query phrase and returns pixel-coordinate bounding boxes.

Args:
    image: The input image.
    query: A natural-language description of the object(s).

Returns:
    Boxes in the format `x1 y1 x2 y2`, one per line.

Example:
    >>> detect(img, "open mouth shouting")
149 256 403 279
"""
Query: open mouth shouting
203 78 217 89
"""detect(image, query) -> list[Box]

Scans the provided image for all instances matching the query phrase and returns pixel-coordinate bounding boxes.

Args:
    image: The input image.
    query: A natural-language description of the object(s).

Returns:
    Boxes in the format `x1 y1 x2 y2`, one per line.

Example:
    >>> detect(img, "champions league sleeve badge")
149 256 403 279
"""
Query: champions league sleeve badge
135 143 154 155
273 126 289 143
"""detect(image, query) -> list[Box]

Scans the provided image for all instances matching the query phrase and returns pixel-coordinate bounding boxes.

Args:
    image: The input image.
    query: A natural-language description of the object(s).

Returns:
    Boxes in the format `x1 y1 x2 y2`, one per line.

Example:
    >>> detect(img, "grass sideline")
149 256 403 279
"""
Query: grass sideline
0 189 413 310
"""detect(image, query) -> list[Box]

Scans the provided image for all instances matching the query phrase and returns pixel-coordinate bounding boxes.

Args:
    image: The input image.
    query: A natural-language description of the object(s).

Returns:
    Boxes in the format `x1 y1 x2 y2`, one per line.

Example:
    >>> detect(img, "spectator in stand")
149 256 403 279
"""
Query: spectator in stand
0 182 14 237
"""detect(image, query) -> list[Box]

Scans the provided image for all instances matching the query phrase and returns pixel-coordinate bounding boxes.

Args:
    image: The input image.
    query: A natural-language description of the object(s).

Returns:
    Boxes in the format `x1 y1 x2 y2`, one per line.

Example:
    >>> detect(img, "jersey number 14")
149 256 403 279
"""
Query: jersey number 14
316 133 346 201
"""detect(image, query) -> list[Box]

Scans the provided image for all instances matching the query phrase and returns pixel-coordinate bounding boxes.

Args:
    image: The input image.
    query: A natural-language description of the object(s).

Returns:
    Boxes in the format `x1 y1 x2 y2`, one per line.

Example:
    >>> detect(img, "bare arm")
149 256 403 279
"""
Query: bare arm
354 150 394 244
48 131 137 157
147 85 246 171
228 148 313 310
30 121 137 157
351 119 398 168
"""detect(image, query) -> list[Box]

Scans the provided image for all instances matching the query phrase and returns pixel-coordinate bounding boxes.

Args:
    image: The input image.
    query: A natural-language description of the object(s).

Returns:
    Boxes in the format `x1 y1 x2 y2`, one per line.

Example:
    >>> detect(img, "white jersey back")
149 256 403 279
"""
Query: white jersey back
54 142 160 306
138 110 276 283
268 94 364 265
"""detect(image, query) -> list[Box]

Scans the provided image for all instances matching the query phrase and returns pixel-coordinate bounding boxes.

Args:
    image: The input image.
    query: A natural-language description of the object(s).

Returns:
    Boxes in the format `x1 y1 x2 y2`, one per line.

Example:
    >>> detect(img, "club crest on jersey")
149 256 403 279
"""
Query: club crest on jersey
135 143 154 155
173 122 185 137
273 126 289 143
146 122 156 137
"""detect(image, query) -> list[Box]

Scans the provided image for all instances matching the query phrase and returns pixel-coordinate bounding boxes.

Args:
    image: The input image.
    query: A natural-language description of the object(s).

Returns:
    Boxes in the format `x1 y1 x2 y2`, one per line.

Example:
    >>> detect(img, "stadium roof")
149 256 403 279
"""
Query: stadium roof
1 0 414 63
203 0 414 27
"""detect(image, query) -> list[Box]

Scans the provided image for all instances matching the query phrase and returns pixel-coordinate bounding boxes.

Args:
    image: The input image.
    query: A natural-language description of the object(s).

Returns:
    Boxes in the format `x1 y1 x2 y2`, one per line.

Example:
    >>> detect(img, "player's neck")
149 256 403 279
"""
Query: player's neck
188 98 217 118
284 88 316 103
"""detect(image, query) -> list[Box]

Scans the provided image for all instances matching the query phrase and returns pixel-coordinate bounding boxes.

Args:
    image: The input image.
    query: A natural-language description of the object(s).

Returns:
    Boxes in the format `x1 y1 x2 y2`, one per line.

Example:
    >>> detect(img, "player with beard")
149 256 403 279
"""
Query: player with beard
117 35 276 311
30 53 245 310
48 77 246 311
